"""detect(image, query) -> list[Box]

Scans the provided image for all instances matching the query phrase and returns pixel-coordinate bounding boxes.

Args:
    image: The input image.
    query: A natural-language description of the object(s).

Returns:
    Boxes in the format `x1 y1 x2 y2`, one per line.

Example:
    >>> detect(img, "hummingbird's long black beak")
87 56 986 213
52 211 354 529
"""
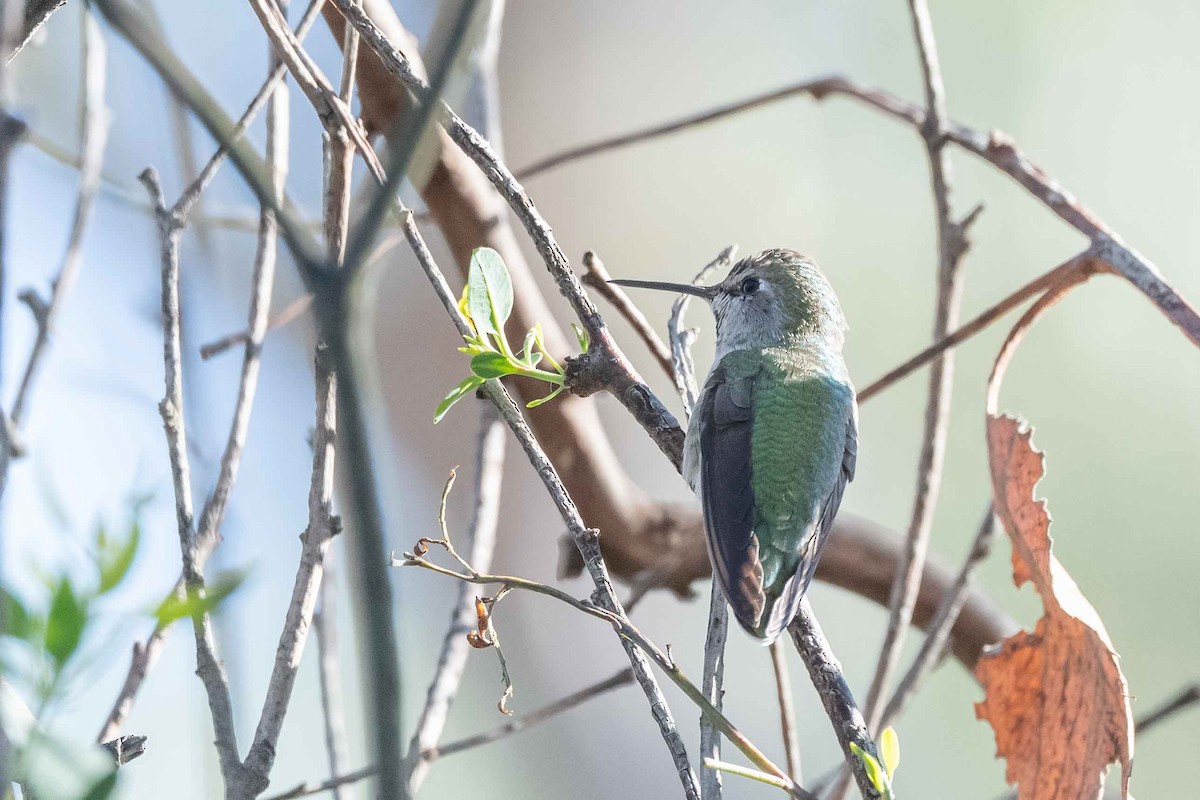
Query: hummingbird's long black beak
608 278 720 300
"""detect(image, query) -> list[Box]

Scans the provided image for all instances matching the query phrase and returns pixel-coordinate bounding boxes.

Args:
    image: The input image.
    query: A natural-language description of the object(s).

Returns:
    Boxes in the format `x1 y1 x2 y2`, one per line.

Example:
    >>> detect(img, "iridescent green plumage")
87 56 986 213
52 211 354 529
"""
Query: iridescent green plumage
613 249 856 643
681 250 857 643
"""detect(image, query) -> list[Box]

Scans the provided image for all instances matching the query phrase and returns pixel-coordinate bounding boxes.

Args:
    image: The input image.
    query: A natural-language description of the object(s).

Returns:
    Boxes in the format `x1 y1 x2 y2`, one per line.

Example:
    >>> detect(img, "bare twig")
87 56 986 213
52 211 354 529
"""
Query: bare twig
408 2 509 780
177 0 324 220
262 766 376 800
94 0 325 269
9 2 108 429
662 248 734 800
1135 683 1200 735
581 251 674 379
140 167 243 793
770 640 802 784
668 246 734 418
308 17 356 791
270 667 635 800
788 601 881 800
861 0 977 743
857 254 1080 402
699 583 728 800
406 408 506 793
199 293 314 360
312 554 349 800
879 506 996 727
430 666 633 759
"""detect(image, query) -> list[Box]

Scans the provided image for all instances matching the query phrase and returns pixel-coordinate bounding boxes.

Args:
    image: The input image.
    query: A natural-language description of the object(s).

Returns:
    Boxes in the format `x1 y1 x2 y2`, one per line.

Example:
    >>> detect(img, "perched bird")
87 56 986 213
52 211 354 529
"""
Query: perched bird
613 249 857 644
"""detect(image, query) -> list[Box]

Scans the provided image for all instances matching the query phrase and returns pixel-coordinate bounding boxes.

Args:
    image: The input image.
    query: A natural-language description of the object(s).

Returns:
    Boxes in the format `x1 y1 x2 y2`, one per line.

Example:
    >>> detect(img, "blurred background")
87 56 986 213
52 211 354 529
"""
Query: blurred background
2 0 1198 796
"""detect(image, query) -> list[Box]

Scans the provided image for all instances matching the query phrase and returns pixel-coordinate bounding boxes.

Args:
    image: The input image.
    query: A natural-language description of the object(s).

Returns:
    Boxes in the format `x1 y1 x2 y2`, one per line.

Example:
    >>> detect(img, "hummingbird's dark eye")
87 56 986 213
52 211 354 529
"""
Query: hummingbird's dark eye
740 276 761 295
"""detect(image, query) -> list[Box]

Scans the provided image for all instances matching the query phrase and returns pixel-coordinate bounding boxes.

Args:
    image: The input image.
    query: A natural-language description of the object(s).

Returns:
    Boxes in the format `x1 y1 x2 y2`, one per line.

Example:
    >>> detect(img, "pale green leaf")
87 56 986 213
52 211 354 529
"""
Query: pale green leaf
97 520 140 595
880 726 900 780
155 570 246 628
521 328 538 363
435 376 485 423
571 322 590 352
1 587 34 642
849 742 893 799
470 351 518 380
45 578 86 669
526 385 565 408
467 247 513 338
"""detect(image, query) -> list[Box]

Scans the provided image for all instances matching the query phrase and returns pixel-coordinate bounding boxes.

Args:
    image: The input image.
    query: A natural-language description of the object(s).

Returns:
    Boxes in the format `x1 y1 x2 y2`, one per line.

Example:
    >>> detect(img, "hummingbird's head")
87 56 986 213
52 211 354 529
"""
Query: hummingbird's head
612 248 847 355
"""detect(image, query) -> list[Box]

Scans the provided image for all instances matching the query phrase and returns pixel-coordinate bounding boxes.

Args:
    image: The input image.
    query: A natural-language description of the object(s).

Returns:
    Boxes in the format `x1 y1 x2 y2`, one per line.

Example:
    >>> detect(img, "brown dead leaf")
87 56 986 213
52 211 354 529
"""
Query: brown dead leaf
976 415 1133 800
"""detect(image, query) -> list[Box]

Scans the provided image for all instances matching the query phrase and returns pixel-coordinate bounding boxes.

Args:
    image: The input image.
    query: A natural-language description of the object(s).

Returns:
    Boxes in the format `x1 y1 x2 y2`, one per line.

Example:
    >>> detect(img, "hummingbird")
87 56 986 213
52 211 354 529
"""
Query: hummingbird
613 249 857 644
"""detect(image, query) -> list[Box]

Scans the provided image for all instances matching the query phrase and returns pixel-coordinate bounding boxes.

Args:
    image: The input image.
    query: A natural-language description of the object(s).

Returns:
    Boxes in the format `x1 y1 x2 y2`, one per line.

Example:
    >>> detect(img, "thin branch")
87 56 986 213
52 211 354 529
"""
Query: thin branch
699 582 729 800
406 14 509 779
192 31 288 571
269 666 634 799
140 167 243 793
308 15 356 789
94 0 326 271
1135 683 1200 735
857 251 1076 402
704 759 795 793
770 640 802 784
406 407 506 793
262 765 376 800
313 555 349 800
431 666 633 760
669 246 734 418
523 71 1200 348
580 251 674 379
176 0 324 220
9 2 108 429
669 247 733 800
788 601 881 800
861 0 977 740
199 293 314 360
399 551 813 799
879 505 996 727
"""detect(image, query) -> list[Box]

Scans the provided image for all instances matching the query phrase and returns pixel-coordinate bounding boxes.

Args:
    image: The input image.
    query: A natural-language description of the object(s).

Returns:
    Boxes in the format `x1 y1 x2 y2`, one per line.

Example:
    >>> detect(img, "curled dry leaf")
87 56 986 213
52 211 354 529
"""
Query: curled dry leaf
976 415 1133 800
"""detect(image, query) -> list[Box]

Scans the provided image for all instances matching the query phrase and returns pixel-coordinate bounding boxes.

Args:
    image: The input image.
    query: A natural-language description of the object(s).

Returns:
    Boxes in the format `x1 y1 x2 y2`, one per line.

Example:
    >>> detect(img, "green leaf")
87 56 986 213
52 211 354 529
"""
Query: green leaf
435 375 486 423
155 570 247 628
467 247 513 339
45 578 87 669
880 726 900 780
521 328 538 363
571 322 590 352
849 742 893 799
96 520 140 595
470 351 518 380
1 587 34 641
80 771 119 800
526 385 565 408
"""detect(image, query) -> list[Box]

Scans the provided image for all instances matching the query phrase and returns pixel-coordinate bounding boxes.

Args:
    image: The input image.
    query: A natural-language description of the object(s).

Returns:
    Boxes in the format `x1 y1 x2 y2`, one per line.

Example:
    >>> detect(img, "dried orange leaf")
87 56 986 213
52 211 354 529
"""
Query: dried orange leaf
977 415 1132 800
